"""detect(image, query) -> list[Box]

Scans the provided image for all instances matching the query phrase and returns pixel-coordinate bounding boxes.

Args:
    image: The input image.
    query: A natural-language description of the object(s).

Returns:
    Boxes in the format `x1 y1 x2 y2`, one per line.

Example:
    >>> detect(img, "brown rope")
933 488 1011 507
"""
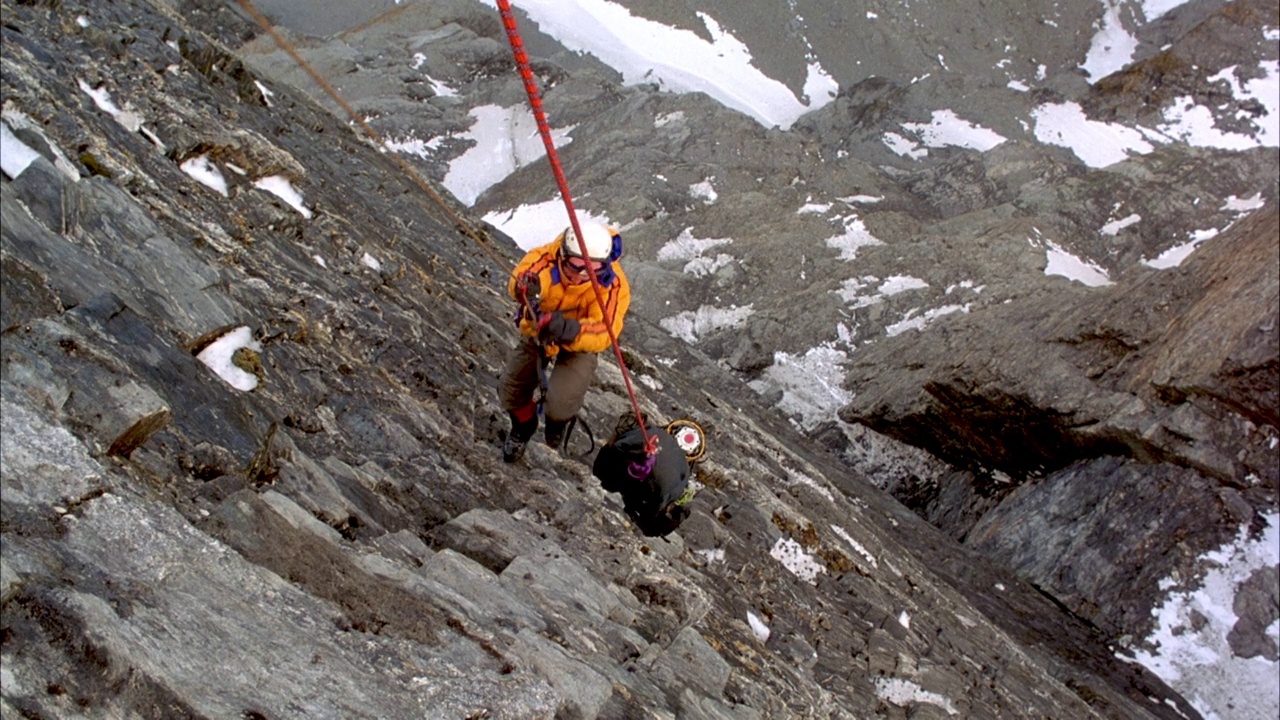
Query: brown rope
235 0 501 263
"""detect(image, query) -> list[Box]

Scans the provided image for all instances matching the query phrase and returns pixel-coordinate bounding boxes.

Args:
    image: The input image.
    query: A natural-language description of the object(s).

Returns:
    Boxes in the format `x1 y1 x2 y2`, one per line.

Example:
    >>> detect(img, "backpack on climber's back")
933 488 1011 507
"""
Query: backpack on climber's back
592 414 705 537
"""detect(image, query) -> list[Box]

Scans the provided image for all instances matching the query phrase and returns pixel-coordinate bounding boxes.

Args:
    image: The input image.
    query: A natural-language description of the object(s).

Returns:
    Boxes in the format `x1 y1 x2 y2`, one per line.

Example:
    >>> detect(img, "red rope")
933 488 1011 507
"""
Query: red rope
495 1 657 456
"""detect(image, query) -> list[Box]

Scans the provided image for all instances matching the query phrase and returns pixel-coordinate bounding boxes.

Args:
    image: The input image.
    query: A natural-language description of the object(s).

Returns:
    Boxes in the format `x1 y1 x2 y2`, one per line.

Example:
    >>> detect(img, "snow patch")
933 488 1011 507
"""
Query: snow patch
1101 213 1142 236
1124 514 1280 720
254 175 312 219
0 122 41 180
179 155 228 197
254 80 275 108
825 215 884 260
900 109 1007 154
508 2 834 130
659 304 753 344
1163 62 1279 149
1160 92 1273 151
1032 101 1154 168
831 525 878 569
749 344 851 431
884 305 969 337
1142 227 1219 269
838 276 882 308
786 469 833 502
770 536 826 585
839 194 883 205
655 226 737 260
1043 239 1113 286
383 133 444 159
695 547 725 564
77 79 143 132
874 677 958 715
1037 59 1278 166
657 228 734 276
883 131 927 159
689 178 718 204
654 111 685 127
442 104 573 206
1142 193 1263 269
840 275 929 309
2 107 79 180
1081 1 1139 83
879 275 929 295
196 327 262 392
1222 192 1265 212
483 201 611 252
1143 0 1193 21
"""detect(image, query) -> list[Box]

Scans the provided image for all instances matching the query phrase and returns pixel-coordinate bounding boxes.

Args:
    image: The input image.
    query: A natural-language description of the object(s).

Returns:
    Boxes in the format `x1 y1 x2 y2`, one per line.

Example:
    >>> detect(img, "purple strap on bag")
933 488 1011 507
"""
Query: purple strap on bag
627 454 656 480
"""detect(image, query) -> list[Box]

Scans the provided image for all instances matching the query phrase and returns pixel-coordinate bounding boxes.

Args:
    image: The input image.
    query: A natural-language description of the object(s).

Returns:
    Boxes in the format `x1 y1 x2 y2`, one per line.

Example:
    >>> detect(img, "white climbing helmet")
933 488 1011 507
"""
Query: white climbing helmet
561 222 616 261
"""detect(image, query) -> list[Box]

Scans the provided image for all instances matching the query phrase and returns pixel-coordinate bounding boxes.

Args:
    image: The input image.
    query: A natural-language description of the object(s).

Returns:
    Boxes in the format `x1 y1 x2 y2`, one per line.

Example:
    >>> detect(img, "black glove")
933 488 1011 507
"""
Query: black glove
517 272 541 306
538 312 580 344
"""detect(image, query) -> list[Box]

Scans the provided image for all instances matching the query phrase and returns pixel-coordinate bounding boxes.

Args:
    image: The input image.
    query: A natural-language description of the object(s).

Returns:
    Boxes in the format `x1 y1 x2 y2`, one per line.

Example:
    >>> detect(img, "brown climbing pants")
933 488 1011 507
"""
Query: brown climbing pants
499 337 599 423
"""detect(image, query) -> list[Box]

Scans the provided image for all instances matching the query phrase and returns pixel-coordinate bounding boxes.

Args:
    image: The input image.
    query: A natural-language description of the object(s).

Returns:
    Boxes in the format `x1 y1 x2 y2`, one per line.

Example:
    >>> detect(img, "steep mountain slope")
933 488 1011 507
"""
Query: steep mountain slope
231 3 1279 715
0 0 1214 718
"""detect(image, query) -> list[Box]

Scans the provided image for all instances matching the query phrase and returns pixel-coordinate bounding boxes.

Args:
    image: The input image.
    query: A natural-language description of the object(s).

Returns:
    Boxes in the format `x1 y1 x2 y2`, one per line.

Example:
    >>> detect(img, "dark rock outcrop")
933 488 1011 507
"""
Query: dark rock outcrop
840 202 1278 644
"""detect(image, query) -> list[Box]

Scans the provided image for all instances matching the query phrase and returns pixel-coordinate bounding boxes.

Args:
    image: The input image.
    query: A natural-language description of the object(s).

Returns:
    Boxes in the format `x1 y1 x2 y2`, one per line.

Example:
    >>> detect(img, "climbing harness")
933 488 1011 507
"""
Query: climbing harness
495 0 658 460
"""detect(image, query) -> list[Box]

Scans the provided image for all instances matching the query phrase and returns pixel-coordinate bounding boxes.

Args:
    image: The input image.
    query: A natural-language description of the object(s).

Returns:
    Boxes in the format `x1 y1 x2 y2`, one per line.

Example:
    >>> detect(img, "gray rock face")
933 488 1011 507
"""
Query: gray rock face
0 0 1272 719
1229 566 1280 660
841 203 1279 643
964 457 1252 636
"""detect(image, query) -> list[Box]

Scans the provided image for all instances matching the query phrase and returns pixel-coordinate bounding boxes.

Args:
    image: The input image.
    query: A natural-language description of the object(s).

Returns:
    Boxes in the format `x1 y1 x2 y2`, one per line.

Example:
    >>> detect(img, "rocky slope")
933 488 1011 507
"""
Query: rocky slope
229 0 1279 704
0 0 1240 718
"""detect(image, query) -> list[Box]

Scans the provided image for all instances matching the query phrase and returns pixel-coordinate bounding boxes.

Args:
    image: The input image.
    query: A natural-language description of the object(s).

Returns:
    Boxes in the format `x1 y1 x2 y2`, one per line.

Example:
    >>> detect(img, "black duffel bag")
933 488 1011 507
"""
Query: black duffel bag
593 414 696 537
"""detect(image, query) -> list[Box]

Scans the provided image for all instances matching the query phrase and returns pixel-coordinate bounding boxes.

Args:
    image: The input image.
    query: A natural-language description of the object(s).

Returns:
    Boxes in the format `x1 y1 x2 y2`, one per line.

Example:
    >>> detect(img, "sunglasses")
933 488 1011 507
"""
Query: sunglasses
561 255 606 278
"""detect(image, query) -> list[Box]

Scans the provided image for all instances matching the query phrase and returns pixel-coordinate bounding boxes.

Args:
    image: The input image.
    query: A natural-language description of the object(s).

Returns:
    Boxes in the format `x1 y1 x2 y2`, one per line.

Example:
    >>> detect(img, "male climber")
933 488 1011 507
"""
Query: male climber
499 220 630 462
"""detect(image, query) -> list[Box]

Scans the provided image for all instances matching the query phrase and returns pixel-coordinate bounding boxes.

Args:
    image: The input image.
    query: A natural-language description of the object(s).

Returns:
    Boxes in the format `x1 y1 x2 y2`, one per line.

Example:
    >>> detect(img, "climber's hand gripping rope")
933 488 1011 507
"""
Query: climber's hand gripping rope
515 271 541 325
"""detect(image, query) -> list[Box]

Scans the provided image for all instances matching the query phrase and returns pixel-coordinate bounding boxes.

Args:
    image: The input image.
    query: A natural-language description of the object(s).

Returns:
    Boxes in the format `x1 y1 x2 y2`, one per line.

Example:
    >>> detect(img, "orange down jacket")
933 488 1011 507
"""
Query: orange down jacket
508 239 630 356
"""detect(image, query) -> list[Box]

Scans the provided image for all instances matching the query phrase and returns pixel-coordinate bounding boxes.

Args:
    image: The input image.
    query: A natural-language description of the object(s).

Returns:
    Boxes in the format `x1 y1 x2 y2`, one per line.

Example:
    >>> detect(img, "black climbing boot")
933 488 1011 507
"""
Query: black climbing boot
544 417 575 455
503 413 538 463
